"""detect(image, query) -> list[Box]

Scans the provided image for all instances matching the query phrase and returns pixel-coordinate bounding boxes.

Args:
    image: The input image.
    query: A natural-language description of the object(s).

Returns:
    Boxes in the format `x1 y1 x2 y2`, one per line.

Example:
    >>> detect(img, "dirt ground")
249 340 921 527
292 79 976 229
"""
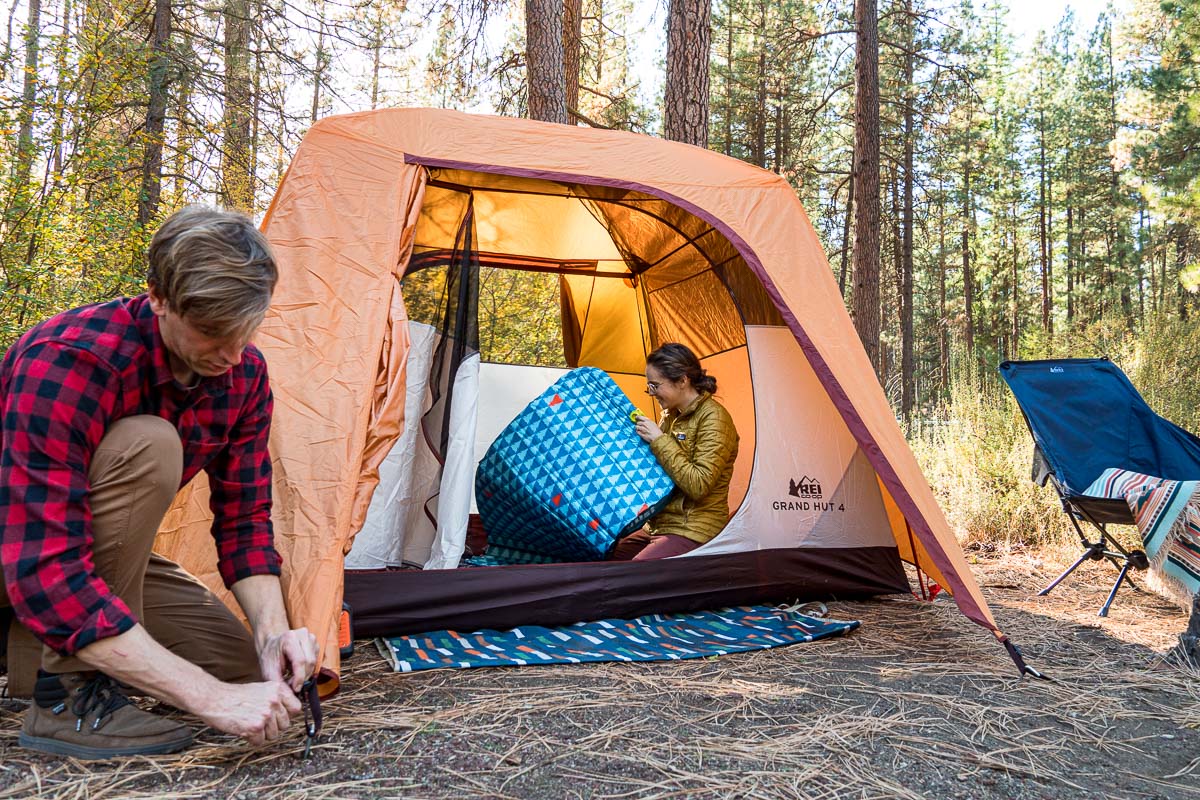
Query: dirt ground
1 551 1197 800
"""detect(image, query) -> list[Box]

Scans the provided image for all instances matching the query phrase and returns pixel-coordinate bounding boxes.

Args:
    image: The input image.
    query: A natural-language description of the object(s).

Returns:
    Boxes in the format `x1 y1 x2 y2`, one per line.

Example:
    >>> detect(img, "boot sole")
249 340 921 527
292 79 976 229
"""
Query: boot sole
18 730 193 760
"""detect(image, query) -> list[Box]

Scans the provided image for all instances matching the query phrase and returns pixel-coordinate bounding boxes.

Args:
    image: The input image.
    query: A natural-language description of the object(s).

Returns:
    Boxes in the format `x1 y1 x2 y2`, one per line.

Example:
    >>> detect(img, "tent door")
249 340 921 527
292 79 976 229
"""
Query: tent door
348 187 482 570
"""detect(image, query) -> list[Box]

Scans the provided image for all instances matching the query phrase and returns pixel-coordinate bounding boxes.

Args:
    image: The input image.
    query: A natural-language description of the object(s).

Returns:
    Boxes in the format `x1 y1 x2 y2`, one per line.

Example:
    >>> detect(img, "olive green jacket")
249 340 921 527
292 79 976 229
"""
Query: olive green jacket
645 392 739 545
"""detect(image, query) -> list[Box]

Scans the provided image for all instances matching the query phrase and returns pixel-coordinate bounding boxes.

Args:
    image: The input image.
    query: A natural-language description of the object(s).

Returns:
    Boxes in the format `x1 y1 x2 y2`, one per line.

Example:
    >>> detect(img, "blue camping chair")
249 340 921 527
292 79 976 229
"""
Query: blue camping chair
1000 358 1200 615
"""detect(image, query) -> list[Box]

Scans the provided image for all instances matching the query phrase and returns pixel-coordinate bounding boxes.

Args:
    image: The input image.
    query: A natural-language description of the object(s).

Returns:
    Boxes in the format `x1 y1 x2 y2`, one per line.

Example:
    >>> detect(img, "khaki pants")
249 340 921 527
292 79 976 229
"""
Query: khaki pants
1 416 261 698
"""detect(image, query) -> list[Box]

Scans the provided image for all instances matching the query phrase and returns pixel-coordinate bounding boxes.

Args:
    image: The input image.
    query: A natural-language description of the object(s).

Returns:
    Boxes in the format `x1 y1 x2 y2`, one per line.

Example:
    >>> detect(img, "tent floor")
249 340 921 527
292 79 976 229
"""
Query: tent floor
344 546 909 637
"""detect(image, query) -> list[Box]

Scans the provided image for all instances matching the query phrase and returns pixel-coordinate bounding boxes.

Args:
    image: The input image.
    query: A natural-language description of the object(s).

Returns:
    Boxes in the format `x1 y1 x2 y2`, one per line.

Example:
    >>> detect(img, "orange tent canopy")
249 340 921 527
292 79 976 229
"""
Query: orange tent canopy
154 109 1017 689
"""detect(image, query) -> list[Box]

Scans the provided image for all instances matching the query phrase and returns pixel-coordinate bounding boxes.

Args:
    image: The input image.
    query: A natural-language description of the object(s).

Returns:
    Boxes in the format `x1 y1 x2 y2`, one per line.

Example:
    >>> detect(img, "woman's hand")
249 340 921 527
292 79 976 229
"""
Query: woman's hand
634 415 664 443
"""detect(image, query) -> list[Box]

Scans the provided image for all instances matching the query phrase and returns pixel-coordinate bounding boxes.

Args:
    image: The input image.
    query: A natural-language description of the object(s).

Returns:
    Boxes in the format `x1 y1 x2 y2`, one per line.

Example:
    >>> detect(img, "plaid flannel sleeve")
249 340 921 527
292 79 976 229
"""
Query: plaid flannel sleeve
205 364 282 587
0 342 138 655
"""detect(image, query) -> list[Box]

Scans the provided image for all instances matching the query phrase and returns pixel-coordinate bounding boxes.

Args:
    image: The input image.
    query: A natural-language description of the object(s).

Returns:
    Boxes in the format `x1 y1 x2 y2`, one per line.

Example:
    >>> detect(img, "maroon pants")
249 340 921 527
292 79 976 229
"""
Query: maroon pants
608 530 700 561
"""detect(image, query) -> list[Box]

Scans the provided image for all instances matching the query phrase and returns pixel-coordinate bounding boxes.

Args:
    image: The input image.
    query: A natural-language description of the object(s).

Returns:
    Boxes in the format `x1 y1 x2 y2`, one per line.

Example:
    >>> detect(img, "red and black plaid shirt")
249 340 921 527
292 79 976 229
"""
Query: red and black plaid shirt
1 294 281 656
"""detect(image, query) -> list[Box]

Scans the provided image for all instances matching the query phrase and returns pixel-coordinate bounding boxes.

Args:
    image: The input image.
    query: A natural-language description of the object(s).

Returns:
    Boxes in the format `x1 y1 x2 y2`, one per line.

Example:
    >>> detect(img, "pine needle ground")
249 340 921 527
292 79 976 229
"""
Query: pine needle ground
1 552 1197 800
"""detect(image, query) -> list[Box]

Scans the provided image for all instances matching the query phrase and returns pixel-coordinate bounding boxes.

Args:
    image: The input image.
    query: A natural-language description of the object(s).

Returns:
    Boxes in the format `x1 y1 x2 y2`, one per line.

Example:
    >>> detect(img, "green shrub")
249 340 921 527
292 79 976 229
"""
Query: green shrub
910 369 1074 551
1125 315 1200 435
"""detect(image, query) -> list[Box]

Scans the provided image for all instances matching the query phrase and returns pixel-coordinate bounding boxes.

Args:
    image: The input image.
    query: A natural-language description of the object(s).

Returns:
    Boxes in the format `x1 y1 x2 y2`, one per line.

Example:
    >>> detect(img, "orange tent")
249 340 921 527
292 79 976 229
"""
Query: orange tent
155 109 1027 691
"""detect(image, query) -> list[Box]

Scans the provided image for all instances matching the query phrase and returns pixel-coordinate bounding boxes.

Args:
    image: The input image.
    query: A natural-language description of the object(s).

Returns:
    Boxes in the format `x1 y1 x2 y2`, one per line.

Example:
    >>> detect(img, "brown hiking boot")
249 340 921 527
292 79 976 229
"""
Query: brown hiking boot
18 670 193 759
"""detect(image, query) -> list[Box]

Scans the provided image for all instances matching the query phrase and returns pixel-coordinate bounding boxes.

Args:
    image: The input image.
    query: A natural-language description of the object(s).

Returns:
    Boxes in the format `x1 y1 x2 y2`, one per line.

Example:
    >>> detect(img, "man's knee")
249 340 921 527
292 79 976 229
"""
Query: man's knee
91 416 182 506
141 555 263 684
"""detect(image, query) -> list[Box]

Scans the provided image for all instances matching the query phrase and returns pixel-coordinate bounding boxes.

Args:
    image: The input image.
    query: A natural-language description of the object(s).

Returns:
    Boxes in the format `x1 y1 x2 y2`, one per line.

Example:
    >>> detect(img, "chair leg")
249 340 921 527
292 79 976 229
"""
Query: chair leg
1102 552 1145 594
1051 508 1149 610
1099 561 1133 617
1038 542 1105 597
1038 536 1145 613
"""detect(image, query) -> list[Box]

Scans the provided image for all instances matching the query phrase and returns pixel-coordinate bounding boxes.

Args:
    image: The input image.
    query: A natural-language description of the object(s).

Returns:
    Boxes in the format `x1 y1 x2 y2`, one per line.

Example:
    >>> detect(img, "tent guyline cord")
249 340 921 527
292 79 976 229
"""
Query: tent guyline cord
899 518 1045 679
902 519 1046 680
298 677 322 758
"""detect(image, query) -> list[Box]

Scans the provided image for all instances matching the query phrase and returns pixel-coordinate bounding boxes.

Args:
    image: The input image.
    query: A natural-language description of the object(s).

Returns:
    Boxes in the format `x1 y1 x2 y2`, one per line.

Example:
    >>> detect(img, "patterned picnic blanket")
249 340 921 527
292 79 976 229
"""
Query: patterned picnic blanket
377 605 860 673
1083 468 1200 605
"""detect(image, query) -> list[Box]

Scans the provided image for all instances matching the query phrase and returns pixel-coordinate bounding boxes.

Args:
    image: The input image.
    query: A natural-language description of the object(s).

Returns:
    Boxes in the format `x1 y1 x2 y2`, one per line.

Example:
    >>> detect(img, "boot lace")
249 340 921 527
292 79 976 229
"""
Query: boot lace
69 673 134 732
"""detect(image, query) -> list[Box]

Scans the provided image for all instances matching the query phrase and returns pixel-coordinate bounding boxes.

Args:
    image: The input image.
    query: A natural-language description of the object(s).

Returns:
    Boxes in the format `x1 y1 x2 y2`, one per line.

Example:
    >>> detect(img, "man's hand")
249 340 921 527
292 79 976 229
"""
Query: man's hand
196 680 302 746
258 627 319 692
76 624 306 747
231 575 319 691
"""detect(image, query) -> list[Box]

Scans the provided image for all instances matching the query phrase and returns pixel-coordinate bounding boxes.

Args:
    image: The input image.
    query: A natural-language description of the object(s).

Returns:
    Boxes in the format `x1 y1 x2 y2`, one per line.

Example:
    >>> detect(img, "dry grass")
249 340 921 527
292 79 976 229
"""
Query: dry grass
1 552 1197 799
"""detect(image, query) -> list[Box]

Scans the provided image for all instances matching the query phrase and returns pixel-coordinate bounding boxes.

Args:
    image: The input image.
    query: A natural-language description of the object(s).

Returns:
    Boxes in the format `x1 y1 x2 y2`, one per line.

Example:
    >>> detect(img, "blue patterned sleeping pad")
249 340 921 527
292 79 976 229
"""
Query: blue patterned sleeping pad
475 367 677 563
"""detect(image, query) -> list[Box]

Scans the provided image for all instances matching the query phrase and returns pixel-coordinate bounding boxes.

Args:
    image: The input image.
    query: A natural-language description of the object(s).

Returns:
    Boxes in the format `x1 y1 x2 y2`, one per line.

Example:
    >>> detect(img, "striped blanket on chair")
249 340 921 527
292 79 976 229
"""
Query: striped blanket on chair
1083 468 1200 606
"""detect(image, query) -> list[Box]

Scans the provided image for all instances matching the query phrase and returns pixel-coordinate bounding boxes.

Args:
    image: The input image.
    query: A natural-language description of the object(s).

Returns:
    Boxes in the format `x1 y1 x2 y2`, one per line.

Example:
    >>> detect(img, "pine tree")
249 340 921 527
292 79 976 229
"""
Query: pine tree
1128 0 1200 317
222 0 255 210
138 0 171 228
664 0 711 145
852 0 881 371
526 0 568 123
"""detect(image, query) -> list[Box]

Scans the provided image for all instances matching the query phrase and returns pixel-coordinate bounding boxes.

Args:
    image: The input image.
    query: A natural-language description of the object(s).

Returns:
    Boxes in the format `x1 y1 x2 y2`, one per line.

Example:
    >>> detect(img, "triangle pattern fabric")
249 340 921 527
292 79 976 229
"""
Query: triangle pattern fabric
476 367 676 562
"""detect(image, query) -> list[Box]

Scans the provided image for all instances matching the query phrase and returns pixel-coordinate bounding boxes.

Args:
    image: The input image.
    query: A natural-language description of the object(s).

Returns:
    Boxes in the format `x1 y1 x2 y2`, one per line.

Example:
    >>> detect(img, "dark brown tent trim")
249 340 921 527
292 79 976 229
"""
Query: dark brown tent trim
344 546 909 638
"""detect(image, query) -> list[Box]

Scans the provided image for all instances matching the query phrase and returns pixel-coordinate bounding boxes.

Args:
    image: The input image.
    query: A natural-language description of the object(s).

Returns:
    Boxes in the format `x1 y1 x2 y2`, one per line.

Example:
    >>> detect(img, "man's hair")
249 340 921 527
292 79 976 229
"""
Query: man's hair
146 206 278 336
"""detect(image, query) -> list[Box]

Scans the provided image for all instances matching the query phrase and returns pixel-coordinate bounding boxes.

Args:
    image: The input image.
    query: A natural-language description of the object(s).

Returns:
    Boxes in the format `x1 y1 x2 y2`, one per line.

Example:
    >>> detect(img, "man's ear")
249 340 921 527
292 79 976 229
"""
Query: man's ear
147 289 168 317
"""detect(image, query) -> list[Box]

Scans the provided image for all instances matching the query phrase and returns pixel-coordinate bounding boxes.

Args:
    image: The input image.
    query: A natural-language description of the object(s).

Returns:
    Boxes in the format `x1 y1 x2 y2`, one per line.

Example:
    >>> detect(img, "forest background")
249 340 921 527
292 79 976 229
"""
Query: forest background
1 0 1199 552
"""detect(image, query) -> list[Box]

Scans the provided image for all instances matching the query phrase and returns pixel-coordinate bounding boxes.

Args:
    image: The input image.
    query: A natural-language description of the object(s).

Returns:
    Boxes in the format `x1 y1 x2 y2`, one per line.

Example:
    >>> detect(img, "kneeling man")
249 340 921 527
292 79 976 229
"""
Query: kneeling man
0 206 317 758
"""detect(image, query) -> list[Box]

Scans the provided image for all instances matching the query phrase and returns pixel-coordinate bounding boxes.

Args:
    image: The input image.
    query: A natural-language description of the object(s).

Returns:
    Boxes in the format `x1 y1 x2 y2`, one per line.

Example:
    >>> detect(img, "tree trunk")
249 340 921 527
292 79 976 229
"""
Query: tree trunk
371 2 384 109
1107 23 1130 327
773 93 783 173
222 0 254 210
891 167 901 397
1160 230 1167 313
1079 205 1086 322
1137 206 1146 320
173 28 194 204
839 175 854 296
851 0 881 372
1011 201 1020 359
49 0 70 181
663 0 710 147
251 11 262 192
13 0 40 192
526 0 568 124
900 0 914 422
138 0 171 228
1039 105 1050 334
1066 201 1074 327
753 44 766 166
722 14 732 156
962 180 975 363
937 186 948 391
1171 592 1200 667
311 0 327 124
563 0 582 120
1178 227 1190 321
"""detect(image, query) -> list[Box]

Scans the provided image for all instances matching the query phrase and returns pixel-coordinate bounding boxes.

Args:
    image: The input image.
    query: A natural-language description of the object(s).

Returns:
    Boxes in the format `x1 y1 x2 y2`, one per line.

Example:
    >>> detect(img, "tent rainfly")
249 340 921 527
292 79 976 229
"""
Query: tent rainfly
154 109 1030 693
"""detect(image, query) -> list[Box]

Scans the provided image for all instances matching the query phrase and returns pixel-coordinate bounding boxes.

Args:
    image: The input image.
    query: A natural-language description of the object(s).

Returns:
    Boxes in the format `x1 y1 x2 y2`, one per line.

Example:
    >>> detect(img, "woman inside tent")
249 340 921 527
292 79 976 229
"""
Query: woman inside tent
610 343 740 561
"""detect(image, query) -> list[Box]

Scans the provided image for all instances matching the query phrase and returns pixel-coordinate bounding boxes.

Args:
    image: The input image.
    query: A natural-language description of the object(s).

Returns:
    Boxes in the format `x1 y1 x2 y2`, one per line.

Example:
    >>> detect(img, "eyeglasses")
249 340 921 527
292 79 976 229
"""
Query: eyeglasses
645 381 662 394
